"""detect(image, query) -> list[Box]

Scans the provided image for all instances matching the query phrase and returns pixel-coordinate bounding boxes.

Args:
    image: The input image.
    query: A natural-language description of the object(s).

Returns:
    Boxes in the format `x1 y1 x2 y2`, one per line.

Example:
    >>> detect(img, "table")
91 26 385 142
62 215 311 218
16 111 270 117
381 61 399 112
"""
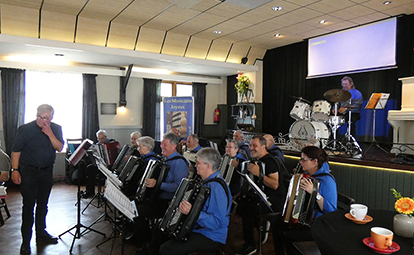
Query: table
311 210 413 255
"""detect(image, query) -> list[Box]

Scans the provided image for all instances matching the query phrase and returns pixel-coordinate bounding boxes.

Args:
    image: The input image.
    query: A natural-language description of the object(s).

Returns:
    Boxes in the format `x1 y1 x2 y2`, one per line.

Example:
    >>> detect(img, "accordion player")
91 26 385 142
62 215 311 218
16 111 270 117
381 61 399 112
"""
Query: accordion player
135 159 170 203
282 173 319 227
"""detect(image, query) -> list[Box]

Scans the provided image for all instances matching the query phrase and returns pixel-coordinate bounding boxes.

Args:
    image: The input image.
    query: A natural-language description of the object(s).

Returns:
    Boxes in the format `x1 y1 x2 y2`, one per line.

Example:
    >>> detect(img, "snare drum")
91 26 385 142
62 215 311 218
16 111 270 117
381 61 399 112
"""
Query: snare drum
328 116 345 127
289 120 330 149
290 101 311 120
311 100 331 122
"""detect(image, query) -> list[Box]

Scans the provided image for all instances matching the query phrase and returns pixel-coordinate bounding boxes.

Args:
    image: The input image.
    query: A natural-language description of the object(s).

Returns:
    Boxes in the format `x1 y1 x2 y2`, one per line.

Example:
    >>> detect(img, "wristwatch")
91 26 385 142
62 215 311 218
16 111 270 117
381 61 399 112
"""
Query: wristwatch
11 168 19 173
316 193 322 201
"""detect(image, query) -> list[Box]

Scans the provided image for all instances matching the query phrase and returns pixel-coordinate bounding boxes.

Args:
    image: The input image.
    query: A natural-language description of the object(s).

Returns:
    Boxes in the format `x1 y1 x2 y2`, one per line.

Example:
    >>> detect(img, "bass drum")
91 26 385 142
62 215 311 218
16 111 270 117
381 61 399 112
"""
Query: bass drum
289 120 330 150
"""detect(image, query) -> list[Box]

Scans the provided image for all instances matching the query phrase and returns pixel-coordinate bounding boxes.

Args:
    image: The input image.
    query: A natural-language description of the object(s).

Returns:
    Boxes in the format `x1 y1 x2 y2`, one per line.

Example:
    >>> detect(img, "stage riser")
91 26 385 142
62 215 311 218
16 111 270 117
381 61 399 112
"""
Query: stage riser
284 156 414 211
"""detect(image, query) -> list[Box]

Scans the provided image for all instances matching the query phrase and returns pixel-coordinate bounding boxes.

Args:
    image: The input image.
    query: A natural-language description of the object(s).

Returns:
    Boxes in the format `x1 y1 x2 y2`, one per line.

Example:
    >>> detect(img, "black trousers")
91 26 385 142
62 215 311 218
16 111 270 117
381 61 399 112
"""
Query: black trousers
20 165 54 244
159 232 223 255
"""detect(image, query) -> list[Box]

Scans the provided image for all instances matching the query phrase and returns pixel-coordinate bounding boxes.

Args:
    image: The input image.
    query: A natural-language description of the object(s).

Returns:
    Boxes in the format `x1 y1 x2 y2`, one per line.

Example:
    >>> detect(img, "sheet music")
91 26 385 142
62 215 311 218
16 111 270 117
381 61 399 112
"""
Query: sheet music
104 180 138 221
95 157 123 187
239 172 272 212
376 93 390 109
68 139 93 166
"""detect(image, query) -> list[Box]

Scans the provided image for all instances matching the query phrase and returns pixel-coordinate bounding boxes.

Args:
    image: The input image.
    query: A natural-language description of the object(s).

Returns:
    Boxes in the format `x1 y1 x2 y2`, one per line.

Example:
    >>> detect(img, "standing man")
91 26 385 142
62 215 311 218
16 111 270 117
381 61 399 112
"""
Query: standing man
236 135 286 255
11 104 64 254
233 130 251 160
333 76 363 137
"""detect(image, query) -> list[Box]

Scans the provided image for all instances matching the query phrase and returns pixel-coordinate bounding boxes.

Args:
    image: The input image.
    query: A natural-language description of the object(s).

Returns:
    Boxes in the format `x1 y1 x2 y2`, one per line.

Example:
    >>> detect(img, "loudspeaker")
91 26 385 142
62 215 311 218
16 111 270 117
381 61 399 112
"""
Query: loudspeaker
241 57 248 64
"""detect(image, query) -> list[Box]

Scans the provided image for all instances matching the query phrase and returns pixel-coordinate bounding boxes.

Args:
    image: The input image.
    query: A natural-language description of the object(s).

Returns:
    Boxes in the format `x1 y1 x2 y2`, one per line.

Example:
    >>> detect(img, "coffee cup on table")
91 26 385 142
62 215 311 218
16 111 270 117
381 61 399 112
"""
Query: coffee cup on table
349 204 368 221
371 227 393 249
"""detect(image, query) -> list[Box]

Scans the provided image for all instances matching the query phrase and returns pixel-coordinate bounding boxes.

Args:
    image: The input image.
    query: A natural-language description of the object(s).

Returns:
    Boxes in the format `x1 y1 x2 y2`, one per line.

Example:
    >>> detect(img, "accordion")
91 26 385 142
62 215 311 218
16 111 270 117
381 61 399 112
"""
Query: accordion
159 178 210 241
112 145 132 175
219 155 236 185
282 173 319 227
135 159 169 203
118 156 148 197
239 160 265 198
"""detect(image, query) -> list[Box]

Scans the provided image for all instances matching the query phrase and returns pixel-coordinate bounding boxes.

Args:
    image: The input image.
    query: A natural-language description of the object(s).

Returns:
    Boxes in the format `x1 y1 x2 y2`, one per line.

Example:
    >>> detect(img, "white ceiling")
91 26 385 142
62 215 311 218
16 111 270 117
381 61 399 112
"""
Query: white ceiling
0 0 413 77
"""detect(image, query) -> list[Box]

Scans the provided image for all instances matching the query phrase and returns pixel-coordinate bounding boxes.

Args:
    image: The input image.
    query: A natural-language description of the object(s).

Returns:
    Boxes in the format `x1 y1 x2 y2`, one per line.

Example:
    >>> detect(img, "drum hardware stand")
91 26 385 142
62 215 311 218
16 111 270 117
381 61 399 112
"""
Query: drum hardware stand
344 109 362 157
59 158 106 254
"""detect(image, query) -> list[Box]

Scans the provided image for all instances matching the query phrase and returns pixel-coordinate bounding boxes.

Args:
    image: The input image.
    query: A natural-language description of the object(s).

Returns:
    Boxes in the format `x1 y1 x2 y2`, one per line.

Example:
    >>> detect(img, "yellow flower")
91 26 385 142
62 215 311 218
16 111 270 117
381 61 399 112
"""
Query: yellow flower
395 197 414 215
234 75 251 96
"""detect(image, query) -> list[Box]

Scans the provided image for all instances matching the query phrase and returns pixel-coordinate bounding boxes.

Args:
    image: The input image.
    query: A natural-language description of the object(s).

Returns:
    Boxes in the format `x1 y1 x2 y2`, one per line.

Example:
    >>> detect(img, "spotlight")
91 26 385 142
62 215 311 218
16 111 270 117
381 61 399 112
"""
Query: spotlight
241 57 248 64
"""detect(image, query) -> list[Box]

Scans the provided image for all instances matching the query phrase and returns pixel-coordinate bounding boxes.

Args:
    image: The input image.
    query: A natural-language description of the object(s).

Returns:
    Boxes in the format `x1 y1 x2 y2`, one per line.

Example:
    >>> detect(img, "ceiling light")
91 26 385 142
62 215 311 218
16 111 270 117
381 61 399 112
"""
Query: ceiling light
274 34 281 38
272 6 282 11
55 53 65 57
213 30 222 34
132 67 171 74
320 20 326 24
383 1 391 5
5 55 71 65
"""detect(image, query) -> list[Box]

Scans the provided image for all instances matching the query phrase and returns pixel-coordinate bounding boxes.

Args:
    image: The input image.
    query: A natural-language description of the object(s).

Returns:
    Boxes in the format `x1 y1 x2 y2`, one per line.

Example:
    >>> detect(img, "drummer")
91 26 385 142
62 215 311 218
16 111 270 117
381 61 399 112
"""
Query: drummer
332 76 363 137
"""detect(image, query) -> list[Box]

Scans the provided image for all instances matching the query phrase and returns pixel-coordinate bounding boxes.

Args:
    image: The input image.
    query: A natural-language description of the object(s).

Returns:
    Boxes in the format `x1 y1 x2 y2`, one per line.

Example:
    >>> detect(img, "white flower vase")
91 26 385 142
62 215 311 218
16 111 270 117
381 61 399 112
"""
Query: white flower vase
393 214 414 238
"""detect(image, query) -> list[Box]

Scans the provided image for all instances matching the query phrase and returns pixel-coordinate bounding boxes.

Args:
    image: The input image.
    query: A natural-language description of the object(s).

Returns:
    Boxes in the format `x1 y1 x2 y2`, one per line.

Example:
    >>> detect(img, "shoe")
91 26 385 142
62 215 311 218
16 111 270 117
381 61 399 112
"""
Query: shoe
36 232 58 244
260 220 271 244
81 190 95 199
236 244 256 255
20 243 31 254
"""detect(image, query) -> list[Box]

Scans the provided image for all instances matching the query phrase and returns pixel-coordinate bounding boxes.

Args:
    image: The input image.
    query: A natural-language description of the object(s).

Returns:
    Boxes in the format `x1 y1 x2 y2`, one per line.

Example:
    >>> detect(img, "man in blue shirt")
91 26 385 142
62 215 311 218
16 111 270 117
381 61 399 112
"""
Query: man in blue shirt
158 147 232 255
333 76 363 137
11 104 64 254
134 132 189 250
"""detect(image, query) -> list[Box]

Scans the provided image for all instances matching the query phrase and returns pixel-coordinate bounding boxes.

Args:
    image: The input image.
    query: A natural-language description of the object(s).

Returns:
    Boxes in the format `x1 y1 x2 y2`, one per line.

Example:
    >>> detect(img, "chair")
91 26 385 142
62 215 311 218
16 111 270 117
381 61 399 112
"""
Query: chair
337 192 355 211
0 183 10 226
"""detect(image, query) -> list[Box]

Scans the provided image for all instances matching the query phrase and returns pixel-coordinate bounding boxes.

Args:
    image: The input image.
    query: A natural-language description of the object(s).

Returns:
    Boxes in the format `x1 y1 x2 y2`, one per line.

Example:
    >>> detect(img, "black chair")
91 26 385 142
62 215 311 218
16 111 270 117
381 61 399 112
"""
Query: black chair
337 192 355 211
293 241 322 255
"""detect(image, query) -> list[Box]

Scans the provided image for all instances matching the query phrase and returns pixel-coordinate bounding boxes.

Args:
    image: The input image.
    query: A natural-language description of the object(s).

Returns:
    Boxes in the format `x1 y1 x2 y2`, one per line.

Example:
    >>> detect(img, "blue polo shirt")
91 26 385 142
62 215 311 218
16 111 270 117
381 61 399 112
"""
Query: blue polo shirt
158 151 189 200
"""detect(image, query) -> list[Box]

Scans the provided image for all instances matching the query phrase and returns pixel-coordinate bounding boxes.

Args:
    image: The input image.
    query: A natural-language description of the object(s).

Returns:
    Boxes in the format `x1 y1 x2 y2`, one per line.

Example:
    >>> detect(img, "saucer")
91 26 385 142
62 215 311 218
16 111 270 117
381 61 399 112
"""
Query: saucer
363 237 400 254
345 213 373 224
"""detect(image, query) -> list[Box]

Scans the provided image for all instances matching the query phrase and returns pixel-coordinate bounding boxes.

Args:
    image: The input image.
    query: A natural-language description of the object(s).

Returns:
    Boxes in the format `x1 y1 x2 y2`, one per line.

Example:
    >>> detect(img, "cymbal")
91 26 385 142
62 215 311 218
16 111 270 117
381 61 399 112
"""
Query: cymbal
323 89 351 102
290 96 311 104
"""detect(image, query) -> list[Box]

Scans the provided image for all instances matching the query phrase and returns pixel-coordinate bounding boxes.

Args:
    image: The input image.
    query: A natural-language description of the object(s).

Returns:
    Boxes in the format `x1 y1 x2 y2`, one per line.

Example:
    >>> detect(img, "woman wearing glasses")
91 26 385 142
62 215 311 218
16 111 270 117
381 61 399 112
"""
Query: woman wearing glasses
283 146 337 255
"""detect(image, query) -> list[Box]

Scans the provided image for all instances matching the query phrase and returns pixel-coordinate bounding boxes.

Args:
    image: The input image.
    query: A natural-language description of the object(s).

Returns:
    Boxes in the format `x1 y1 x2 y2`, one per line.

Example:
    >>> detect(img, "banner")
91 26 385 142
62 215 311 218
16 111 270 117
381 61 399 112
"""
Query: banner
163 97 194 139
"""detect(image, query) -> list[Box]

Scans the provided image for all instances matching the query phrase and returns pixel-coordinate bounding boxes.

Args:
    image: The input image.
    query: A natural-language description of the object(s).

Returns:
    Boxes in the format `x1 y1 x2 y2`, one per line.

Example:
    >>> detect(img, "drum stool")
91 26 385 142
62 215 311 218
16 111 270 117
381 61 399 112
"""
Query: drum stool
0 195 11 226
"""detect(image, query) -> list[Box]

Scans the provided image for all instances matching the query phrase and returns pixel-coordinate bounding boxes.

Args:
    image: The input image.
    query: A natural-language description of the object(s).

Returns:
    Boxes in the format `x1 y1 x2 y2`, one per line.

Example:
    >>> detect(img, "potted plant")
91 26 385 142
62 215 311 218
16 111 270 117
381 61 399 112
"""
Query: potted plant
391 188 414 238
234 74 251 103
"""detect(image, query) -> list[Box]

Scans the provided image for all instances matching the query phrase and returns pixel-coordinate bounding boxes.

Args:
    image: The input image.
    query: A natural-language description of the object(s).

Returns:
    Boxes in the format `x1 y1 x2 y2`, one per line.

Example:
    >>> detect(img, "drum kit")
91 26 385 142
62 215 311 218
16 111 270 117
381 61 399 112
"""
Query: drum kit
289 89 362 157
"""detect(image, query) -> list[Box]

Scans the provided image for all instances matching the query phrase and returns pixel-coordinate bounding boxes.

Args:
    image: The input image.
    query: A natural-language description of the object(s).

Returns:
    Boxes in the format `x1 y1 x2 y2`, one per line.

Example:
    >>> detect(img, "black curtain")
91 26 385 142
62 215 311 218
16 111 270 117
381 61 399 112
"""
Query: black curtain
192 82 207 136
142 78 161 140
1 68 25 156
82 74 99 142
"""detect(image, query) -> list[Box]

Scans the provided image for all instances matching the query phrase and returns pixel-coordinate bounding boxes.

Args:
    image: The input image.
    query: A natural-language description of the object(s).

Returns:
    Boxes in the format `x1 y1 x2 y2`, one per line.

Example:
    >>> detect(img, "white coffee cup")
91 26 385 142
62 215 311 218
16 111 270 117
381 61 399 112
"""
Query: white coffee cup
349 204 368 221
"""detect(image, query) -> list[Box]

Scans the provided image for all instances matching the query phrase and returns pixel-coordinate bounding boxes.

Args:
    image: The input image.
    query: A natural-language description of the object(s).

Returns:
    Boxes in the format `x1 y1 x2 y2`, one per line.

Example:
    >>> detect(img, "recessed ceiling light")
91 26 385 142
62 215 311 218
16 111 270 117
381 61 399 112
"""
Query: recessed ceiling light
272 6 282 11
55 53 65 57
274 34 281 38
383 1 391 5
320 20 326 24
213 30 221 34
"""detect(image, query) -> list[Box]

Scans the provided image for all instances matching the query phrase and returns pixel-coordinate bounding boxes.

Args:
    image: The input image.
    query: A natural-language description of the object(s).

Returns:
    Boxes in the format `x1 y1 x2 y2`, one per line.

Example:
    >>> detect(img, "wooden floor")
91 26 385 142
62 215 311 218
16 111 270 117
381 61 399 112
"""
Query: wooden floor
0 181 277 255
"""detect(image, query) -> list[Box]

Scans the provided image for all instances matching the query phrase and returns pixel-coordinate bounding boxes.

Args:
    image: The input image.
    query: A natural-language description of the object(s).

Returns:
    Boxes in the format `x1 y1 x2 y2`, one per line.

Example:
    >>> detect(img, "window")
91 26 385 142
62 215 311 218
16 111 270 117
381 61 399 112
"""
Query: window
160 81 192 138
25 70 83 151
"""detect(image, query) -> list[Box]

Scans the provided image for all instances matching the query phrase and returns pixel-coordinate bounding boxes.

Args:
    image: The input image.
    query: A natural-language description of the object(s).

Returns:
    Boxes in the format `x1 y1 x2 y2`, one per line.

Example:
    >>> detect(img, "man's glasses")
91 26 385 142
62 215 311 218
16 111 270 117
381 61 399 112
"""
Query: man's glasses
37 116 51 121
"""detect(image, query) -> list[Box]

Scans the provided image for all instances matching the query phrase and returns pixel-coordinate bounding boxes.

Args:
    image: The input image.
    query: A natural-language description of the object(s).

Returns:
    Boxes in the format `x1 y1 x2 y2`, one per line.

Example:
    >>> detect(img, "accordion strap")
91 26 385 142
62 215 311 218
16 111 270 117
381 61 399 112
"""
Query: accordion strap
203 177 230 209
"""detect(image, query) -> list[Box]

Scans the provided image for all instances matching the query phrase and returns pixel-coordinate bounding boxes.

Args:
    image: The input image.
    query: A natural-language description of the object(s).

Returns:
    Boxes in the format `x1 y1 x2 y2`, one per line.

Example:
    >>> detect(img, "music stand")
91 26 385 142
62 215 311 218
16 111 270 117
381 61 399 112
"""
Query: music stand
364 93 390 154
59 139 106 254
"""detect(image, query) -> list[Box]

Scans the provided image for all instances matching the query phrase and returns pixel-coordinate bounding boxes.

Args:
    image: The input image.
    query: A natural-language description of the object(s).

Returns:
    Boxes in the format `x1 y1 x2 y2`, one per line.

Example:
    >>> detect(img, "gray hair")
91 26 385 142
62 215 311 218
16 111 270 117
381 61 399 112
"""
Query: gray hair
188 134 199 143
163 132 179 146
196 147 221 172
227 139 240 150
131 131 142 138
137 136 155 151
37 104 54 117
96 129 107 138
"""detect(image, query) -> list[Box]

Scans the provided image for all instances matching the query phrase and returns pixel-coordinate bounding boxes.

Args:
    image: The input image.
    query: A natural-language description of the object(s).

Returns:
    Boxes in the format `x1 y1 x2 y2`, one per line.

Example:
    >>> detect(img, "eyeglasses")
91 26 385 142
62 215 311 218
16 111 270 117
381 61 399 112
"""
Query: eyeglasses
300 157 313 162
